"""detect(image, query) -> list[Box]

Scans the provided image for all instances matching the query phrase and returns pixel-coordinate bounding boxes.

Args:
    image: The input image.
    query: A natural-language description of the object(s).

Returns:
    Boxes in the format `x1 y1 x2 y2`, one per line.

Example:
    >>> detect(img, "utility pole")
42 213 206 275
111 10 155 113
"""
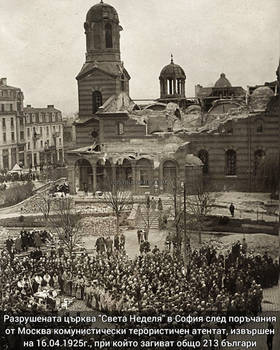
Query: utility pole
277 59 280 286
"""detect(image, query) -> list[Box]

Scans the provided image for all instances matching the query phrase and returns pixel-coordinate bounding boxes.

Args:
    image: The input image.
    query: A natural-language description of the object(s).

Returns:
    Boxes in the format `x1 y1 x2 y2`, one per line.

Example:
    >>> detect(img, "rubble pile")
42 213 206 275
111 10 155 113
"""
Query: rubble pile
80 216 117 236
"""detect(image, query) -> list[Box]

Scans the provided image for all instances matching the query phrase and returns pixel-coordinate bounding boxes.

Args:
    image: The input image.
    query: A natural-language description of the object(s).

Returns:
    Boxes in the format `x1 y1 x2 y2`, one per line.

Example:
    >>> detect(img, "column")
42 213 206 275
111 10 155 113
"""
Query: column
0 149 3 169
16 146 19 164
153 167 159 195
67 165 76 195
92 164 97 194
8 148 12 170
131 161 137 193
111 164 116 188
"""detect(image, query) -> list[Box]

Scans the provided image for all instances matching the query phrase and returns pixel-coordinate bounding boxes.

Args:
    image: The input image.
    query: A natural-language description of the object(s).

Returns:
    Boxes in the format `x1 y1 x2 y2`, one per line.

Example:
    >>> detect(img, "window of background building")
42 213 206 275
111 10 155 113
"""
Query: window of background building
40 140 43 148
28 142 30 150
1 104 4 112
53 126 56 133
36 113 39 123
10 118 14 128
11 132 15 142
40 127 42 135
10 104 13 111
59 138 61 145
2 149 8 169
225 149 236 175
20 118 24 126
27 128 30 138
3 133 6 143
42 113 45 122
46 126 49 136
2 118 6 128
20 131 24 141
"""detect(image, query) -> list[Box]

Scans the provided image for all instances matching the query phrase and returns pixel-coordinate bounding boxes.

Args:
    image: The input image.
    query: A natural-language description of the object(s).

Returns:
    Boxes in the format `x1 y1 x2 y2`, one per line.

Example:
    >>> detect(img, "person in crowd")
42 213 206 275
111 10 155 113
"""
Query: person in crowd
157 198 163 211
120 232 126 251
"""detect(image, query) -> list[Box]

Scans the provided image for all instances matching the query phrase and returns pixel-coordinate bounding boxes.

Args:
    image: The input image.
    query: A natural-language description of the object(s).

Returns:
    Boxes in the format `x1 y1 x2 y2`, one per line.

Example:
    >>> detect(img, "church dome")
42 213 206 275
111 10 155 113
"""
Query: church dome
215 73 232 88
250 86 274 111
86 1 119 23
251 86 274 97
160 57 186 79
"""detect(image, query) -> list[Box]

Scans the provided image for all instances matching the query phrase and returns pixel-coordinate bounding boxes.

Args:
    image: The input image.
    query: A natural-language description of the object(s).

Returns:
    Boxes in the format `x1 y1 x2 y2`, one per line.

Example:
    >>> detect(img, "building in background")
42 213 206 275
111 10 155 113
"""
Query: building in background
195 73 246 112
0 78 25 171
23 105 64 169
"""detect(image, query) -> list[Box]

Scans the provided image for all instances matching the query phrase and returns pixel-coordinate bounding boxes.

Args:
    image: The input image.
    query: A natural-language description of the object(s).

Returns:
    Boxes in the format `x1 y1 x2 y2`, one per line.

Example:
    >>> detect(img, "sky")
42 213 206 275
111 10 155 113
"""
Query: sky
0 0 279 115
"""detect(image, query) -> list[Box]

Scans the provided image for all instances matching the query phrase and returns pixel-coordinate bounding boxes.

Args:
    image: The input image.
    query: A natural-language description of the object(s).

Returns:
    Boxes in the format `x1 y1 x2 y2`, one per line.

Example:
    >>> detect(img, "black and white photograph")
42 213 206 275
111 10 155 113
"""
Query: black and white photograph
0 1 279 349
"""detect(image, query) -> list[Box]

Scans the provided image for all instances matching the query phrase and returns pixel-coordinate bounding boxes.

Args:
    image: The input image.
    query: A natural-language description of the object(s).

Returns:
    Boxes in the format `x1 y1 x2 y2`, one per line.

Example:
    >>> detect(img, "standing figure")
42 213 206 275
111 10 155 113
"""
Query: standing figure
114 234 119 251
157 198 163 211
120 233 126 251
229 203 235 217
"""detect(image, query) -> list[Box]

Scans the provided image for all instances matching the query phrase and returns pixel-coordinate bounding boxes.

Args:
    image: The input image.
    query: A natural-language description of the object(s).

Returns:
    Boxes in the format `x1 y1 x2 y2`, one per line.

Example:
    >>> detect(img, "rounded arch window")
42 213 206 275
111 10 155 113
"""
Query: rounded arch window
254 149 265 175
105 23 113 48
198 149 209 174
92 91 102 114
256 119 264 133
225 149 236 175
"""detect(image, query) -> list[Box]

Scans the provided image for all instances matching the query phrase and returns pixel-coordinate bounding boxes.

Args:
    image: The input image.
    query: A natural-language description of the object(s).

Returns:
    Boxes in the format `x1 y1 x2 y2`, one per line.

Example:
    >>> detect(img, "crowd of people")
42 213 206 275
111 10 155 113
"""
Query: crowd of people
0 172 39 185
5 229 52 255
1 235 278 315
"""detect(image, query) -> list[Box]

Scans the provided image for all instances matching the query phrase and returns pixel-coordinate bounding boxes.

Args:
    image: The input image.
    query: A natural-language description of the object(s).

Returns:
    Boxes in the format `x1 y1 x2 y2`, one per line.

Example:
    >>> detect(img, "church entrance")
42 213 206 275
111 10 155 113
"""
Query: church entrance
116 159 132 190
163 160 177 192
75 159 93 193
96 160 112 191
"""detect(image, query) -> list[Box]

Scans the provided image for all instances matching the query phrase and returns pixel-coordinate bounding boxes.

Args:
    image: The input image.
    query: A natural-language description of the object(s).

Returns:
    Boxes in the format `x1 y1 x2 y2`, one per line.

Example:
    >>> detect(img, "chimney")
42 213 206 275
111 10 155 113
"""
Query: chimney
47 105 54 108
26 104 31 108
0 78 7 85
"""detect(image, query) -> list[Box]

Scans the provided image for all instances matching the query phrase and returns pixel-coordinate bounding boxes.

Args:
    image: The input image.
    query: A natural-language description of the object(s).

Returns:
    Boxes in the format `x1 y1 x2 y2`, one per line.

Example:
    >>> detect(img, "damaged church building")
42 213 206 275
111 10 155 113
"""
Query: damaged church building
66 1 280 195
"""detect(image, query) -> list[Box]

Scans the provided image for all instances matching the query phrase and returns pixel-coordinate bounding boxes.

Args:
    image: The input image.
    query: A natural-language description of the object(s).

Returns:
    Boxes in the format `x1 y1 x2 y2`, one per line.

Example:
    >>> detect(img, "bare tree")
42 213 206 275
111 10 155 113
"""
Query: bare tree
102 177 133 235
37 195 83 268
186 181 216 244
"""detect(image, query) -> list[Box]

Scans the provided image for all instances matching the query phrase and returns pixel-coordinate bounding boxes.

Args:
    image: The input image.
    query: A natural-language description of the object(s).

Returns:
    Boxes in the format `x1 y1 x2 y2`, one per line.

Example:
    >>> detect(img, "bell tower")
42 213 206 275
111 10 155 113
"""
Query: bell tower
76 1 131 122
84 0 122 63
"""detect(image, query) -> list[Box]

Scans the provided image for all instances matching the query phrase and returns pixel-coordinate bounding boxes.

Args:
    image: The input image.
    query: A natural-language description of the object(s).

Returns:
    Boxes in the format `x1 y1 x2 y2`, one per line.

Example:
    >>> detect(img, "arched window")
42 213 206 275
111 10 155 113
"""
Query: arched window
198 149 209 175
121 74 125 91
256 119 263 133
168 79 173 94
117 122 124 135
226 121 233 134
225 150 236 175
254 150 265 175
92 91 102 114
105 23 113 48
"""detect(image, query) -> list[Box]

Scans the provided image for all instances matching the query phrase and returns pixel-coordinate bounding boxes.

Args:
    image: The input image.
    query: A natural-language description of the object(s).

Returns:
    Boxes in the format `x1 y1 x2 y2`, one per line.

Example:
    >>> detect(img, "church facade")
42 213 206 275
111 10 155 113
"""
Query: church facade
66 1 280 195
